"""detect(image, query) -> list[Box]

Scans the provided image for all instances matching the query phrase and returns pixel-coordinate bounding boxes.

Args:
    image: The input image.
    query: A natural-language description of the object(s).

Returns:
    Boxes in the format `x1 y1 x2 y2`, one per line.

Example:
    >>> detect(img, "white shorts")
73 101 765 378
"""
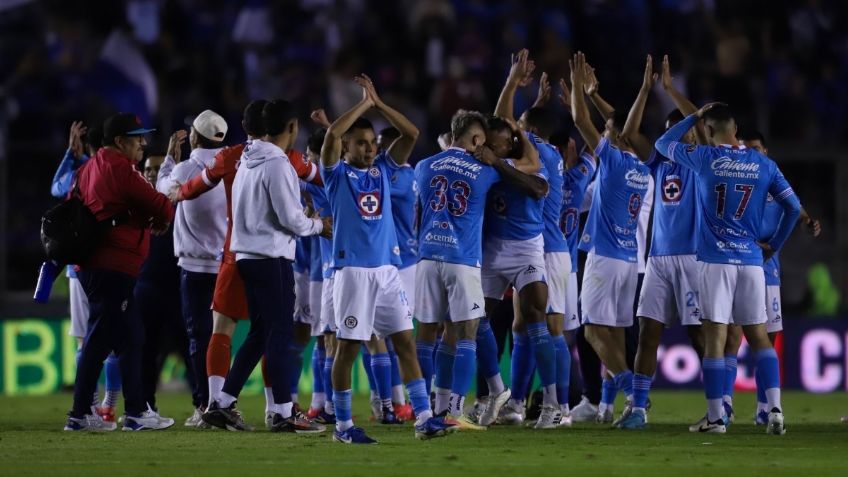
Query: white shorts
414 259 486 324
333 265 413 341
766 285 783 333
320 276 337 333
698 262 767 326
398 264 416 317
636 255 702 327
293 271 311 323
68 276 89 339
545 252 571 315
482 235 547 299
580 252 638 327
564 271 580 331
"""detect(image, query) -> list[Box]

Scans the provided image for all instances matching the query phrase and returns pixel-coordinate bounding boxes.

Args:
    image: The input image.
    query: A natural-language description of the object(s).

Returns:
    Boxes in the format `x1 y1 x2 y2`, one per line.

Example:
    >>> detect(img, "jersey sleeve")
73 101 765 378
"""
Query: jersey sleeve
765 165 802 252
287 149 322 186
654 114 707 171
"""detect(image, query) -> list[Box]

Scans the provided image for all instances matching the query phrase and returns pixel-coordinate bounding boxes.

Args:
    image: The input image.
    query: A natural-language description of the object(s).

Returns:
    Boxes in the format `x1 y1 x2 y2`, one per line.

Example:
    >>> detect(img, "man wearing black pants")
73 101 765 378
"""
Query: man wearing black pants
65 113 175 431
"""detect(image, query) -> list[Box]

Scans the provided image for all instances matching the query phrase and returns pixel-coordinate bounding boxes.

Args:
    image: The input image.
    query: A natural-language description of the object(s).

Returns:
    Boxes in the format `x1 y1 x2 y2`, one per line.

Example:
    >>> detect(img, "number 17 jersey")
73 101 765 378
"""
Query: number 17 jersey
415 147 501 267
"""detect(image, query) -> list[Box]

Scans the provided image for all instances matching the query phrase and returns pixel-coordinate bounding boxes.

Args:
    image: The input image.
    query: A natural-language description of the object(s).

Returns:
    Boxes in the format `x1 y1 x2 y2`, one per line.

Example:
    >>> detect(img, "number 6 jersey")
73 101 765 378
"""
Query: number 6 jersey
414 147 501 267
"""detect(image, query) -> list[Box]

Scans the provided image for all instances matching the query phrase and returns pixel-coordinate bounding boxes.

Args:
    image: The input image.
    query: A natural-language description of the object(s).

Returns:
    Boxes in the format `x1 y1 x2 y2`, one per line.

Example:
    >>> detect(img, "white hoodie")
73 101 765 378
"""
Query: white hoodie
157 148 227 274
230 139 322 260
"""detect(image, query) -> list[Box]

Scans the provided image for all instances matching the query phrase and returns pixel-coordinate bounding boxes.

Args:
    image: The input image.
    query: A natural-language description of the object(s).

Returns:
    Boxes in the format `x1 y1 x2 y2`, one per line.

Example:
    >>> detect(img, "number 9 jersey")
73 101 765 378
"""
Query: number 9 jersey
414 147 501 267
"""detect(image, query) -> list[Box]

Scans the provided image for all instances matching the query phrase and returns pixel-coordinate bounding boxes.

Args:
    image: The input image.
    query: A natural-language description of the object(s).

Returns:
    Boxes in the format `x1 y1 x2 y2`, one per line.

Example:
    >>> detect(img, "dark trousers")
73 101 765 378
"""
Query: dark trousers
223 258 295 406
180 269 216 408
72 269 144 417
136 280 194 410
476 295 514 398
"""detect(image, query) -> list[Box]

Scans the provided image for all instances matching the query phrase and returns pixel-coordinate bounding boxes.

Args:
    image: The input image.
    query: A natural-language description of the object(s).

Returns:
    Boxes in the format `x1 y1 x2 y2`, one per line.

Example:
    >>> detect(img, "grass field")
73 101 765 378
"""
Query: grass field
0 391 845 476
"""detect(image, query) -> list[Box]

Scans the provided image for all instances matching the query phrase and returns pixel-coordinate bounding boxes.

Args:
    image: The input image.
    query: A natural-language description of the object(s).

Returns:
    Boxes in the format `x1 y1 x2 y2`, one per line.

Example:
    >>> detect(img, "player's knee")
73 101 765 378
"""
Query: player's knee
455 320 479 341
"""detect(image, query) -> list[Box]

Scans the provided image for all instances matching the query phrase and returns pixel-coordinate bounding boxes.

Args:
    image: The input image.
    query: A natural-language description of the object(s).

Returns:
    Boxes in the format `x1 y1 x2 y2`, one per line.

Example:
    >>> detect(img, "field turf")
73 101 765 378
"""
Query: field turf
0 391 845 476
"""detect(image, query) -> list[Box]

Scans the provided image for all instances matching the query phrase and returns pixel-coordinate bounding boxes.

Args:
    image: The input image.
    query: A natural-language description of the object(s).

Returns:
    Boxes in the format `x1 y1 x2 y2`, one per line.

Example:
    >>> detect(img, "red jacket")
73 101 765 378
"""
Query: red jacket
77 147 175 277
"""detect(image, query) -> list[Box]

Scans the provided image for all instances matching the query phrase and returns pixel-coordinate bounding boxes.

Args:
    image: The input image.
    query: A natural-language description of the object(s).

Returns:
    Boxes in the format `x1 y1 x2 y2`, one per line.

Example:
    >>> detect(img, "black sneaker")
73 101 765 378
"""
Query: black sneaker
270 412 326 434
201 401 254 431
380 406 404 425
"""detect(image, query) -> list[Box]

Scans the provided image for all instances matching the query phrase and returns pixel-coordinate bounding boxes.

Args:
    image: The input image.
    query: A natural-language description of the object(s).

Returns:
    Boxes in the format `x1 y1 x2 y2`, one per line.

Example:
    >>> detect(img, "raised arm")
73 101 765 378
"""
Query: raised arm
477 146 548 200
570 52 602 152
531 72 551 109
321 85 374 169
156 129 187 194
584 63 615 121
356 74 419 165
494 49 536 120
621 55 657 162
655 102 722 170
660 55 708 145
52 121 88 198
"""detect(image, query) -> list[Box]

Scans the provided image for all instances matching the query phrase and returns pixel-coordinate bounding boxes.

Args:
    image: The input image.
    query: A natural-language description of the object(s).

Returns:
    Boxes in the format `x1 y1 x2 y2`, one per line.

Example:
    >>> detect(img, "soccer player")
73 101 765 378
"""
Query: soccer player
156 110 229 422
321 75 453 443
203 99 329 433
617 55 708 430
489 55 572 427
568 52 652 425
655 102 802 435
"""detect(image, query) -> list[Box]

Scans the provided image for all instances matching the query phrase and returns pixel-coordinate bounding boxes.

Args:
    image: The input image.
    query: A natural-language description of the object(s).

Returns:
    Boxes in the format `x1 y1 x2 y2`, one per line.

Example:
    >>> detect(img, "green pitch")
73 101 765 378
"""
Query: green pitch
0 391 844 476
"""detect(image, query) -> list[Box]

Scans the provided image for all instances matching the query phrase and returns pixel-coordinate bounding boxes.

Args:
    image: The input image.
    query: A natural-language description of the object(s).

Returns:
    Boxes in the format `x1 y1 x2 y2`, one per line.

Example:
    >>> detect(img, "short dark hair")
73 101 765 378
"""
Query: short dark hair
548 130 571 151
703 104 735 132
487 116 513 134
378 127 400 142
345 117 374 136
243 99 267 137
523 107 558 139
83 124 103 150
740 129 766 147
665 109 685 126
307 127 327 154
450 110 487 140
262 99 297 136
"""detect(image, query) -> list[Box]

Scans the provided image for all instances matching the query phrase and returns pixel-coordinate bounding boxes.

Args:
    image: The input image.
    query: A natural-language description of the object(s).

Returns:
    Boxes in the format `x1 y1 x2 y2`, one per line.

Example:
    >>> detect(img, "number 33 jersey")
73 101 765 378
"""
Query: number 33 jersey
579 137 651 262
414 147 501 267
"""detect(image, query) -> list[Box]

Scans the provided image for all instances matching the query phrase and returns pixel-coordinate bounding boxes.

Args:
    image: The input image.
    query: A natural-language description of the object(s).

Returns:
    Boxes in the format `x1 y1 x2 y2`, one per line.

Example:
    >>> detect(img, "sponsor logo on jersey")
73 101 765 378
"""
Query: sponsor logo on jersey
625 169 651 189
432 220 453 230
711 156 761 179
424 232 458 246
715 241 751 251
358 191 382 218
343 316 358 329
392 246 400 255
431 156 483 179
662 176 683 203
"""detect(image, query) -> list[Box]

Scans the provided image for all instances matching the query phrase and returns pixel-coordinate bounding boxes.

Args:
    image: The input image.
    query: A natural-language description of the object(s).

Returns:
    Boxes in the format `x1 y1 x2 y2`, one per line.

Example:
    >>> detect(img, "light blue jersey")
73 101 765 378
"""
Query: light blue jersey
485 134 549 241
578 138 651 262
656 114 802 266
562 153 596 271
760 194 784 286
321 152 401 269
293 237 310 274
303 180 335 279
389 161 419 269
647 149 699 257
535 134 568 253
309 235 324 282
415 147 501 267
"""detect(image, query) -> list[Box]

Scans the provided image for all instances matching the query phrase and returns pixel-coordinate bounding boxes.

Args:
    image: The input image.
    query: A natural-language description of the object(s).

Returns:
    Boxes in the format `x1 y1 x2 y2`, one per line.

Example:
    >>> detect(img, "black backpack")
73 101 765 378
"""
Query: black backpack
40 183 108 264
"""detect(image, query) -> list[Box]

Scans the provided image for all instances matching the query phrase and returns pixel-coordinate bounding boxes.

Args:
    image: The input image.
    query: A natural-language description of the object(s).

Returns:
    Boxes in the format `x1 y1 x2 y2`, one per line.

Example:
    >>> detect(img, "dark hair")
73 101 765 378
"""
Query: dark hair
307 127 327 154
262 99 297 136
548 130 571 151
523 107 558 139
665 109 685 126
243 99 267 137
610 110 628 132
703 104 735 132
450 110 487 140
487 116 513 134
193 129 220 149
83 124 103 150
378 127 400 142
739 129 766 147
345 117 374 135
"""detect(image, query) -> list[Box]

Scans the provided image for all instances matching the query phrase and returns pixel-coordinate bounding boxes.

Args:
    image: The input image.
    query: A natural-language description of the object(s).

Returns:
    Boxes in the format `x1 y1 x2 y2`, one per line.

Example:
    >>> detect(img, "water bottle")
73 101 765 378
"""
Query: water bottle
33 260 60 303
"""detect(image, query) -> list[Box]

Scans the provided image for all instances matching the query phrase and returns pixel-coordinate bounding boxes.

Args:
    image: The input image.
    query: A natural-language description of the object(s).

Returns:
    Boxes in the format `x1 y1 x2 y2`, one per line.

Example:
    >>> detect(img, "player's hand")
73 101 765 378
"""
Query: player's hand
661 54 675 91
167 184 183 203
533 72 551 107
564 137 577 167
310 109 331 128
319 216 333 239
583 62 599 96
696 102 726 118
641 54 658 92
570 52 588 93
508 49 535 87
167 130 187 162
474 145 499 166
557 78 572 111
355 74 380 108
804 217 822 237
757 241 776 261
68 121 87 158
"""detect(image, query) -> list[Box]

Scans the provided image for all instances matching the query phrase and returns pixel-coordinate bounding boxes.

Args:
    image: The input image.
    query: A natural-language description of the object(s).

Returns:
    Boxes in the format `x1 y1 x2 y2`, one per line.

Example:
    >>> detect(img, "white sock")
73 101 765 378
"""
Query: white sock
337 418 354 432
434 387 451 415
542 384 558 406
507 398 525 409
707 398 724 423
757 401 768 413
415 409 433 426
311 392 326 410
370 390 378 401
448 393 465 417
264 387 274 413
765 388 781 412
560 403 571 415
486 374 505 396
324 399 335 415
723 394 733 406
391 384 405 404
218 391 237 409
272 401 293 418
208 375 225 407
598 402 612 415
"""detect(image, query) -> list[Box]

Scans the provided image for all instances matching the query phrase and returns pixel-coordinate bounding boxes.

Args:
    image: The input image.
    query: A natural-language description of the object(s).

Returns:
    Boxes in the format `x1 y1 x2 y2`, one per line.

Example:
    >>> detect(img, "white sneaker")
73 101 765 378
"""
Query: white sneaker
479 388 512 426
497 399 526 425
558 410 573 428
463 399 486 424
696 419 727 434
533 404 562 429
64 407 117 431
122 405 175 431
767 409 786 435
265 411 274 430
688 414 708 433
185 408 204 427
570 397 598 422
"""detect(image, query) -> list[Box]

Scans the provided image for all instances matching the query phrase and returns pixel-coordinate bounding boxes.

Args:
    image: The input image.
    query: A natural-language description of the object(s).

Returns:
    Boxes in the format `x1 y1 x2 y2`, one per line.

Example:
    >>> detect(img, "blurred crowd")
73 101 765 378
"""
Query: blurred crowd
1 0 846 294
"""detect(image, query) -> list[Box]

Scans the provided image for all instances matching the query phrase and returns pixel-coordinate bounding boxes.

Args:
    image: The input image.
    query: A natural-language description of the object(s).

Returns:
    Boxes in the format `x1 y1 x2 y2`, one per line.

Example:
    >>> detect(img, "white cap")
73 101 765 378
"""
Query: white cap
192 110 228 142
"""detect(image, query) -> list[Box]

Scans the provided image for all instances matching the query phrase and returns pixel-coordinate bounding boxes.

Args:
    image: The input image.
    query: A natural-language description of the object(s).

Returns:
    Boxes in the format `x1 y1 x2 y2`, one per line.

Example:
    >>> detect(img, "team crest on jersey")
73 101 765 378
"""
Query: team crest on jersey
343 316 358 329
358 191 382 219
369 167 381 178
662 176 683 203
